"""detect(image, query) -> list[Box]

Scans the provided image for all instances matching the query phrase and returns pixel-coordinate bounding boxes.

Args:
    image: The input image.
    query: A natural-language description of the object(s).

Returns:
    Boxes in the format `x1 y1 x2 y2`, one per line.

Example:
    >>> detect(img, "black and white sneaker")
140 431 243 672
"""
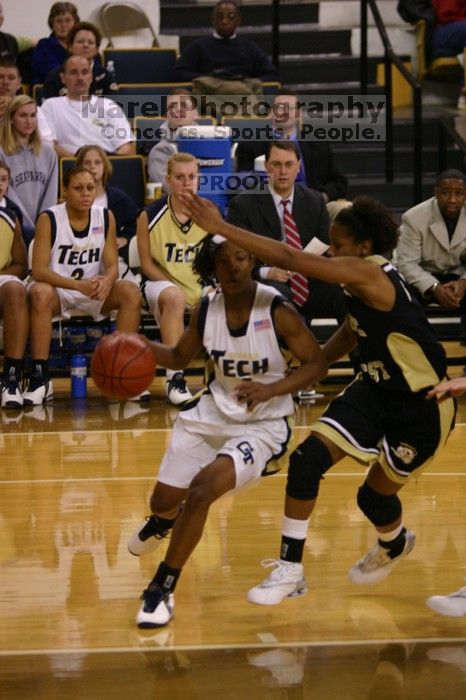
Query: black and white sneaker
136 584 174 628
1 378 23 408
23 378 53 406
165 372 192 406
127 514 172 556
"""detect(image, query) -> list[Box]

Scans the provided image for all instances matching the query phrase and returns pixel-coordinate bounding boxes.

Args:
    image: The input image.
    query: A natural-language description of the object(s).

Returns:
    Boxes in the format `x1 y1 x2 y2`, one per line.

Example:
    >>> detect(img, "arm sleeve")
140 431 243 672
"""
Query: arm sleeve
396 215 437 295
251 43 278 81
226 196 253 229
37 148 59 216
147 141 177 186
171 42 203 81
111 190 138 242
235 142 257 172
101 64 119 96
37 105 55 143
314 195 331 245
42 67 61 100
31 38 59 84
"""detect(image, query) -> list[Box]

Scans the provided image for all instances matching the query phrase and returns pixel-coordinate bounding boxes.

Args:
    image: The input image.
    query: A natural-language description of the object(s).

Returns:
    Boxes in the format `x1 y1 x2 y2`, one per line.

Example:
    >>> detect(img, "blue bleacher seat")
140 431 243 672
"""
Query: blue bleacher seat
103 48 177 84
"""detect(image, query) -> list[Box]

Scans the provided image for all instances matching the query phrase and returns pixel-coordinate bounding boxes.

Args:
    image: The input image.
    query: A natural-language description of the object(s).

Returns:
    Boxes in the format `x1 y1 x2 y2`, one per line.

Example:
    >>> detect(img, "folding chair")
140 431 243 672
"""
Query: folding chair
99 2 159 47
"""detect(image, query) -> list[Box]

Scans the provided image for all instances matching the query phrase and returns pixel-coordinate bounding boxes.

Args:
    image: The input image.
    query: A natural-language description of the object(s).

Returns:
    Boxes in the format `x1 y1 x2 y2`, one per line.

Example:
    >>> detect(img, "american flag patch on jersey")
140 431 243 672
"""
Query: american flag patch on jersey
254 318 271 331
91 226 104 235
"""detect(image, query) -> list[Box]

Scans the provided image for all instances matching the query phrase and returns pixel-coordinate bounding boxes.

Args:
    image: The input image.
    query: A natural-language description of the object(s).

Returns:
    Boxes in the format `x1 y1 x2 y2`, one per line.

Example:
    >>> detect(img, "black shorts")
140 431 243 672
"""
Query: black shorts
312 377 456 483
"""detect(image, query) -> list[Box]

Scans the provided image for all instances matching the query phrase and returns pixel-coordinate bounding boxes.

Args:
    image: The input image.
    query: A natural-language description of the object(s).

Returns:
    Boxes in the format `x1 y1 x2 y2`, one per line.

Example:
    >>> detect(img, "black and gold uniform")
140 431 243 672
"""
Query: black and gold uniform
313 256 456 483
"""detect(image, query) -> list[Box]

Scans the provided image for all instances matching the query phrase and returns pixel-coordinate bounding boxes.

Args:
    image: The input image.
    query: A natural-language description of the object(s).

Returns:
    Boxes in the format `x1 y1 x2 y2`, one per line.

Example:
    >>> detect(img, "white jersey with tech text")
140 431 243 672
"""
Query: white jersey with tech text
47 202 107 283
202 283 294 423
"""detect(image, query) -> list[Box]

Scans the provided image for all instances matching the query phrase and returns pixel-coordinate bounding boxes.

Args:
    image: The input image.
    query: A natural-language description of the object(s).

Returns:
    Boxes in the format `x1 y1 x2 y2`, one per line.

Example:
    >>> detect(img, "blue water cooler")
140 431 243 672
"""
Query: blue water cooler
177 125 232 214
70 354 87 398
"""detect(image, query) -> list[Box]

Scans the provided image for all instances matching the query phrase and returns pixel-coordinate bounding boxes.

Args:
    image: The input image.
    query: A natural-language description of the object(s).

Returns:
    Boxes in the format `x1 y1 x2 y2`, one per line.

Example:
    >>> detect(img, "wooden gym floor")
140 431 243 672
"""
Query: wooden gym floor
1 367 466 699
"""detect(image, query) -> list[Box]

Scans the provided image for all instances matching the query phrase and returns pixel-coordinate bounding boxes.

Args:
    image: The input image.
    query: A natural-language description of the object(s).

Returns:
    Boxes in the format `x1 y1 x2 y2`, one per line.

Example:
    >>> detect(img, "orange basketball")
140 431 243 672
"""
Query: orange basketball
91 332 156 400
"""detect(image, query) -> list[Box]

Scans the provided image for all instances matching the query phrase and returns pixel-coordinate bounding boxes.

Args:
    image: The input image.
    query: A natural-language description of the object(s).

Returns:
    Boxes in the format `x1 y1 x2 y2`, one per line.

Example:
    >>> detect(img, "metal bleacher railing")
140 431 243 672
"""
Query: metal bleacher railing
360 0 423 205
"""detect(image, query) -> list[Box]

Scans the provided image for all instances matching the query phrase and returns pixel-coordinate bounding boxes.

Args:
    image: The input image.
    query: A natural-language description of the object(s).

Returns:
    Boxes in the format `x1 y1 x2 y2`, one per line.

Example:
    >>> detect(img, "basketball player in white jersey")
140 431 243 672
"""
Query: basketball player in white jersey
24 166 142 405
426 376 466 617
128 235 327 627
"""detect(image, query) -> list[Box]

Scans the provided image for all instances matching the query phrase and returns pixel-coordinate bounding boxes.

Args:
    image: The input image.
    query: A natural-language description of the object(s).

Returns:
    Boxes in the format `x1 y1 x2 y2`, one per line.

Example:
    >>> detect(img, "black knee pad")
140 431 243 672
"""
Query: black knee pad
357 481 401 527
286 435 333 501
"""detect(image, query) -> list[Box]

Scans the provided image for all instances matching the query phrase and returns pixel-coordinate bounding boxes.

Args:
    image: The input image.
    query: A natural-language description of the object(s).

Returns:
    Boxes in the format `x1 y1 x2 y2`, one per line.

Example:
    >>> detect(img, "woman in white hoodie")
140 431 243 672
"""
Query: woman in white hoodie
0 94 58 245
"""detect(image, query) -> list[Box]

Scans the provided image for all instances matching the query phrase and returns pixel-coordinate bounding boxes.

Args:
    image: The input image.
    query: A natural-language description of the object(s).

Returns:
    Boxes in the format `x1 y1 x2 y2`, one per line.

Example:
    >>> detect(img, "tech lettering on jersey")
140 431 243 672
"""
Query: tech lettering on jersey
57 244 101 266
210 349 269 378
164 242 201 263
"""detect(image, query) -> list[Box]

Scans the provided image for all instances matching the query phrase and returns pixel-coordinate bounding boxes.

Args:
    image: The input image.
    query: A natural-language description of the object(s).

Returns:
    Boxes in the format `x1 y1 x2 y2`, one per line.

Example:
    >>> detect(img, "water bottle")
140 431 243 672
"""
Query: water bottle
70 354 87 398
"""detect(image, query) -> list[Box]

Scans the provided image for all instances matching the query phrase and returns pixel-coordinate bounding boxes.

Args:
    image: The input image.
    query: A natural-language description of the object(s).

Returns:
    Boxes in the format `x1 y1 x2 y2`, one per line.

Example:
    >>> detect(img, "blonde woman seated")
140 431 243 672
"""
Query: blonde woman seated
24 166 142 405
0 95 58 245
136 152 208 406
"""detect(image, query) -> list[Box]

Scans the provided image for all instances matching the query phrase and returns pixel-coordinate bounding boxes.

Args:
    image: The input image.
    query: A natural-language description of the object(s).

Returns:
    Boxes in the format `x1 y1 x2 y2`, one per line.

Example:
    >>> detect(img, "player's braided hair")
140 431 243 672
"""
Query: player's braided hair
192 236 219 287
193 235 260 287
335 196 399 255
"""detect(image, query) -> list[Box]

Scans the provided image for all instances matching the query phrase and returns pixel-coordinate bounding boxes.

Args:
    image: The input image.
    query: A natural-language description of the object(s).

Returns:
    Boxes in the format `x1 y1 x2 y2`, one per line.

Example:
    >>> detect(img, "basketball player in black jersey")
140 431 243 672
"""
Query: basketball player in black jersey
184 192 456 604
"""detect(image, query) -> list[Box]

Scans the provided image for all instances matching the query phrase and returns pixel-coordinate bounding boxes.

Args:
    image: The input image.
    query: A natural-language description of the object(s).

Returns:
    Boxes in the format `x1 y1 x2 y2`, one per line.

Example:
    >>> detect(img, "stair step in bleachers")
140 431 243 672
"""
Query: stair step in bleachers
278 55 385 88
160 1 319 32
333 144 462 177
347 176 436 209
177 28 352 56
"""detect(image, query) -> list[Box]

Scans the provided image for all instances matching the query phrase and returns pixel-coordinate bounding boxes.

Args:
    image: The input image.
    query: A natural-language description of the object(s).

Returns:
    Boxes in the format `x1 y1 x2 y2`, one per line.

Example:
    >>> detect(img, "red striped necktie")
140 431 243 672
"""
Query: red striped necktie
281 199 309 307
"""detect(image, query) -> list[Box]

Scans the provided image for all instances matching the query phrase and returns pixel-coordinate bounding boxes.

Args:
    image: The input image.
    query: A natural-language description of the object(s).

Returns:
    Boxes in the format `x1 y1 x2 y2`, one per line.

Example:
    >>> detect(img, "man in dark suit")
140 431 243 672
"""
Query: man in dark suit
235 90 349 221
227 140 348 325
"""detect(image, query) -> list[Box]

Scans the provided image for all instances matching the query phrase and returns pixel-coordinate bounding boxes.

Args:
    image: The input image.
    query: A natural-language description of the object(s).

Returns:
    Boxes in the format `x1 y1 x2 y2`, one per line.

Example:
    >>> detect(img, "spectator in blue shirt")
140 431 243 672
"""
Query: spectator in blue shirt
31 2 80 85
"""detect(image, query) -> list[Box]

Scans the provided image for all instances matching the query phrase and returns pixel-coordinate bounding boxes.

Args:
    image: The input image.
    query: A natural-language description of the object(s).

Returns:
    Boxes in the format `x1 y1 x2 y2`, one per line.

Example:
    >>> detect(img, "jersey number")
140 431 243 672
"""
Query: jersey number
71 268 84 280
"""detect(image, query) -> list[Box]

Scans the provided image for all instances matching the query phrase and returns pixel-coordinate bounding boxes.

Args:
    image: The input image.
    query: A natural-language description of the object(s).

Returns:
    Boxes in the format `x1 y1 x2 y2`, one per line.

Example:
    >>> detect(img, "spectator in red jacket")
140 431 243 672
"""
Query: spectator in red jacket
431 1 466 106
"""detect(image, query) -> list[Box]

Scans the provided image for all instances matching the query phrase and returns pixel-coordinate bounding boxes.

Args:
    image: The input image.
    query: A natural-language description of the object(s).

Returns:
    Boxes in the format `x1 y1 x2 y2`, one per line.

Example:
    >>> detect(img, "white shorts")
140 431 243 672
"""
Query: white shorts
157 394 292 489
143 279 190 323
56 288 108 320
27 280 108 321
0 274 25 289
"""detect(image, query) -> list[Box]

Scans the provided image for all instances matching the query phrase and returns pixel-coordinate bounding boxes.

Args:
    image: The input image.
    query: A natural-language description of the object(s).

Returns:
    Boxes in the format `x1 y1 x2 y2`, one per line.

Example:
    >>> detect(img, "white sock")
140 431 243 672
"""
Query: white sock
378 524 403 543
166 369 178 381
282 515 310 541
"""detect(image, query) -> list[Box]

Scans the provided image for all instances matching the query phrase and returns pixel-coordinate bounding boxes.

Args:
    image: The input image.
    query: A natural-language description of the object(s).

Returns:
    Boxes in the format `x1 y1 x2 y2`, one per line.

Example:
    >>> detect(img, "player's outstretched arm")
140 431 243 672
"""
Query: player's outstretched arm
182 193 377 289
143 305 204 371
322 317 357 366
426 377 466 402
